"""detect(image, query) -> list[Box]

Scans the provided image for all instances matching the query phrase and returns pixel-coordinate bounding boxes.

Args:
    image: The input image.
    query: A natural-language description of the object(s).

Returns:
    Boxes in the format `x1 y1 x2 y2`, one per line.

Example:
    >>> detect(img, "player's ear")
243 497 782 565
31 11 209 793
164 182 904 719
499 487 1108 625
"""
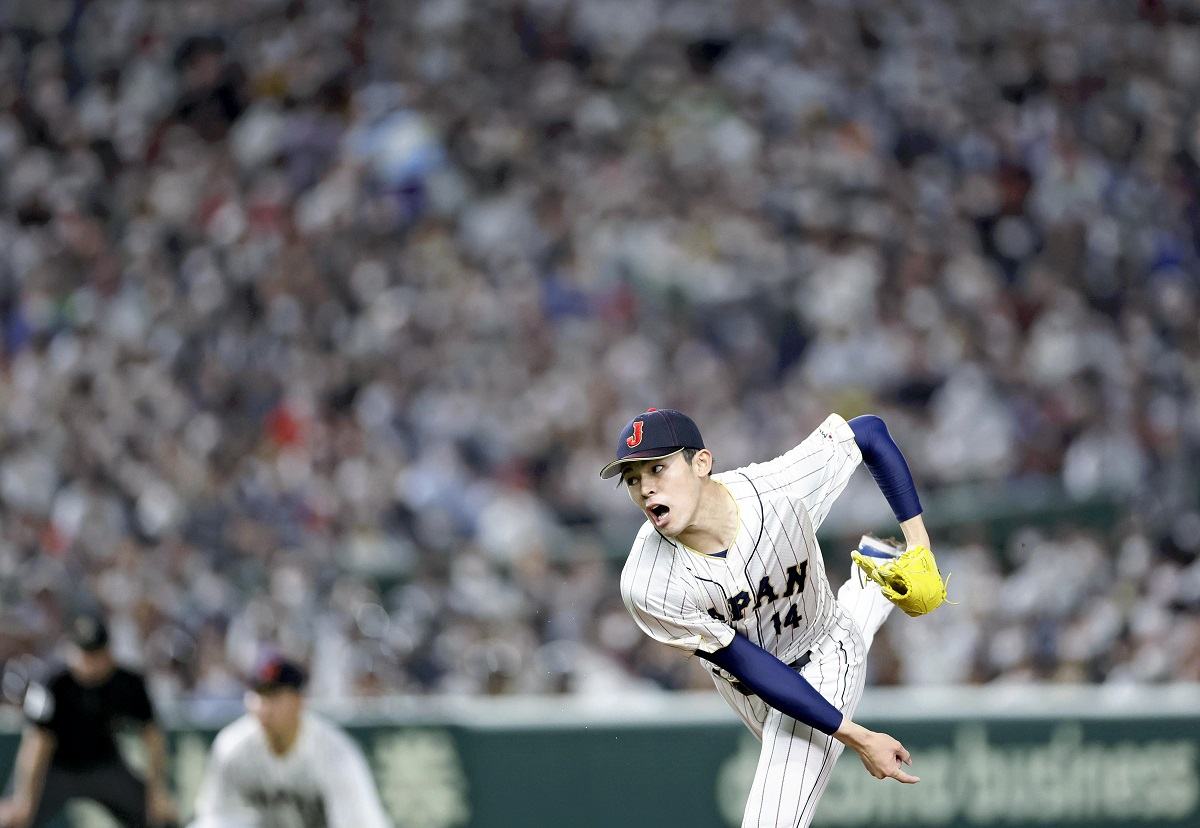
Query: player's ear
692 449 713 477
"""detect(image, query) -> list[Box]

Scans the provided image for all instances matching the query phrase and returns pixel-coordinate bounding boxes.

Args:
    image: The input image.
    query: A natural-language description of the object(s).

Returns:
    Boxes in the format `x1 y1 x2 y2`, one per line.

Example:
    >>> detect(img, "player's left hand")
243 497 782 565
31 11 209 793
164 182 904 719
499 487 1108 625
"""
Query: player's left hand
146 782 178 827
851 543 949 618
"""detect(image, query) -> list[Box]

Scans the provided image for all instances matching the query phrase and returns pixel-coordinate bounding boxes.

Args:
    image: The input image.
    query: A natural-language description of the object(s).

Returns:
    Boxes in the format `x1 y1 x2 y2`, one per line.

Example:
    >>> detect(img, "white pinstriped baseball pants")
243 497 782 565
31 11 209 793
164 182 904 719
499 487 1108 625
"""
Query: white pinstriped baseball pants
712 569 895 828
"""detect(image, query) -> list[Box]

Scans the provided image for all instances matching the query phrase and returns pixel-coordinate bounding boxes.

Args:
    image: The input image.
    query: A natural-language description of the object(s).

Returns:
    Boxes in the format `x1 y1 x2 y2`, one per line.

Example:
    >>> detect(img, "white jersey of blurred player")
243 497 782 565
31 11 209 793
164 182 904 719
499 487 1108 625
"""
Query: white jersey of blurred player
621 414 895 827
190 711 392 828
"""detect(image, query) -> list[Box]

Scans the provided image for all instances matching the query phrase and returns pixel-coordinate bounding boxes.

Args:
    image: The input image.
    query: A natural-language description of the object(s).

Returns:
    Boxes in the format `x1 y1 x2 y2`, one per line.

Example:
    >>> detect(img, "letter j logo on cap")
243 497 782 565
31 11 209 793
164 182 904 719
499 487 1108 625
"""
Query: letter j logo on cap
626 420 644 448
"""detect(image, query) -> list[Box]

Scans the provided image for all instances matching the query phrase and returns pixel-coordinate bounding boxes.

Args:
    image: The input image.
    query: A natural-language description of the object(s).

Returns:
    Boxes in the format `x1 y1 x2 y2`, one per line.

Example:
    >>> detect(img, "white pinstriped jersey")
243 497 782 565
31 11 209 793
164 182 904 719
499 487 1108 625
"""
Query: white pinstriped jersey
191 712 392 828
620 413 863 672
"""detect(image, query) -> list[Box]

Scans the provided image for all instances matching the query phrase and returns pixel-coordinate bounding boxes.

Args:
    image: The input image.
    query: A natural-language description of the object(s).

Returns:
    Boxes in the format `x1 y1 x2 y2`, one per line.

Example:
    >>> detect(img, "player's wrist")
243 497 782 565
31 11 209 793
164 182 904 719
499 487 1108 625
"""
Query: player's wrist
898 514 929 549
832 718 870 750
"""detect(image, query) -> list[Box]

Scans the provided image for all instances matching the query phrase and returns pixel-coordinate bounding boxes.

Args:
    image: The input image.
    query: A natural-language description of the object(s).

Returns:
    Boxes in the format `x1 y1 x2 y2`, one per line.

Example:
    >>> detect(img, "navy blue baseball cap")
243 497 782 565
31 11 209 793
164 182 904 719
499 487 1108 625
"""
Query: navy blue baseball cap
251 656 307 693
600 408 705 479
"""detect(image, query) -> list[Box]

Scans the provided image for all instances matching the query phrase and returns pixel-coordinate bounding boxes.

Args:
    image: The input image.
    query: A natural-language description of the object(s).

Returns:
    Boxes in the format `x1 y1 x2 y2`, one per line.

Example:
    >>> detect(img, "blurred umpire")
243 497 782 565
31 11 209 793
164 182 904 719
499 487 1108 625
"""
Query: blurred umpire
0 615 178 828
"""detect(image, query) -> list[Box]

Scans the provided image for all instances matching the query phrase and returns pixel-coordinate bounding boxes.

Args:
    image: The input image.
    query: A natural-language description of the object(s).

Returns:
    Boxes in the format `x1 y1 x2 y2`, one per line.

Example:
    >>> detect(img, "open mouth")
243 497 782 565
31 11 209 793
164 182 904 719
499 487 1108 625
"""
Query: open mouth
648 504 670 525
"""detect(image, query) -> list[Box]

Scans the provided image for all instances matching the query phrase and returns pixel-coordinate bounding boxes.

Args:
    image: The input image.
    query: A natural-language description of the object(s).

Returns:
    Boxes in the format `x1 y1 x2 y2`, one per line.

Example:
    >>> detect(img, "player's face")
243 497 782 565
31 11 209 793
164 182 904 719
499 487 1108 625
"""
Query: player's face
621 450 710 537
248 688 303 743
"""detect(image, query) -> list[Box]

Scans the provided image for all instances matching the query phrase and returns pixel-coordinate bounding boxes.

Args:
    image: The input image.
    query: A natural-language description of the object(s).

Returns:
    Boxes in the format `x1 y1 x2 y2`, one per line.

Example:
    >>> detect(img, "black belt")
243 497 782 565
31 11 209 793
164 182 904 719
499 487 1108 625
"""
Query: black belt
728 649 812 697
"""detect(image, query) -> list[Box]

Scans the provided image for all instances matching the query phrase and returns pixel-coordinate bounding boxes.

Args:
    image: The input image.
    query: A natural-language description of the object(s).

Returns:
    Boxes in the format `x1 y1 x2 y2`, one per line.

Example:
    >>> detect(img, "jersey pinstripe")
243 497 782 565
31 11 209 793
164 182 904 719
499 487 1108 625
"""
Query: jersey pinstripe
620 413 863 672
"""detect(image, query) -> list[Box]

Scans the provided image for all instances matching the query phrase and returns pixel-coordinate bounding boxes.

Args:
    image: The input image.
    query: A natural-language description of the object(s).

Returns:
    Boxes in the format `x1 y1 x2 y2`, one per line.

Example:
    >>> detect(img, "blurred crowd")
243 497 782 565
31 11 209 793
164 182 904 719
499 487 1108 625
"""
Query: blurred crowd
2 0 1200 710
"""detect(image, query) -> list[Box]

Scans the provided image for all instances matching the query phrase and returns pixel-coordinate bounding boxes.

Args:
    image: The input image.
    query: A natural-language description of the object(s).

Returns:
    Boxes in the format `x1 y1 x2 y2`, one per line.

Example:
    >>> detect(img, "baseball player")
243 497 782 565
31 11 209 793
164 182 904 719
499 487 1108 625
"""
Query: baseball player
189 657 392 828
605 408 948 827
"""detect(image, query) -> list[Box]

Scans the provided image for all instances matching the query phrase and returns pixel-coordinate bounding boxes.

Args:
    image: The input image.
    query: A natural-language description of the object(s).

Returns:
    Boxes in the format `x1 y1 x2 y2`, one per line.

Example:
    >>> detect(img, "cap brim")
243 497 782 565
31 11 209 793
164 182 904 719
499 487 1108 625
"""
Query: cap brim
599 448 683 479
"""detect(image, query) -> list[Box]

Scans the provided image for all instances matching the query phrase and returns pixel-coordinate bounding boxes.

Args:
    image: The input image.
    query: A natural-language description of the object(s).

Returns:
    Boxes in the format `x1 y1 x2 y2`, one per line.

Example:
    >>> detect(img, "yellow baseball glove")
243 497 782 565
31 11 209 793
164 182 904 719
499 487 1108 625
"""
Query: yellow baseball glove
851 537 949 618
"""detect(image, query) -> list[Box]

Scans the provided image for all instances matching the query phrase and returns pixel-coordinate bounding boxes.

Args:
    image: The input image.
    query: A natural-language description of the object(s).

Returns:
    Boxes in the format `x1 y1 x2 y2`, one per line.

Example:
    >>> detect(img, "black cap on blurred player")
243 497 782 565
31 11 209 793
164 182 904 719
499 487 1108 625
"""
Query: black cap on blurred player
600 408 705 479
68 614 110 652
251 656 307 693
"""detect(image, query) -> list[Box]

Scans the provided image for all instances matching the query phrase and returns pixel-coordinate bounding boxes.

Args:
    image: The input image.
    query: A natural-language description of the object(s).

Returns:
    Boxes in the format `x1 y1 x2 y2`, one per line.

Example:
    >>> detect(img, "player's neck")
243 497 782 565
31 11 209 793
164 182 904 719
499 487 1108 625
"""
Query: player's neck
265 721 301 756
675 478 738 554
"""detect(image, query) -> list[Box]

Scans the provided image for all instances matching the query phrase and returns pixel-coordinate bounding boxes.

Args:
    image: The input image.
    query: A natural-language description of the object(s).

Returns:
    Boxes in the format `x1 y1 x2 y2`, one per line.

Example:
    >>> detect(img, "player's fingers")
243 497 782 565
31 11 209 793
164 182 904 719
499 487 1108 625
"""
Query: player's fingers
890 767 921 784
898 747 912 765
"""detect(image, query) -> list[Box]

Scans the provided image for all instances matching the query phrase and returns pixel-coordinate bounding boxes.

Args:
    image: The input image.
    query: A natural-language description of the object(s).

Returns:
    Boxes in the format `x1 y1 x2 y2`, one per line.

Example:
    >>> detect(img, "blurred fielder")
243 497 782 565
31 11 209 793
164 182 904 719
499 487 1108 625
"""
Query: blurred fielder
189 657 391 828
604 408 948 827
0 614 178 828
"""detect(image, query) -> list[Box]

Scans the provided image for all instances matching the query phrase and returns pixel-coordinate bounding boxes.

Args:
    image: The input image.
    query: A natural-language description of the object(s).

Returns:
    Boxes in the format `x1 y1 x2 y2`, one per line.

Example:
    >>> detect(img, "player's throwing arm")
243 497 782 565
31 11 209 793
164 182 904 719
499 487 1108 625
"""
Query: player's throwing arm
605 409 950 827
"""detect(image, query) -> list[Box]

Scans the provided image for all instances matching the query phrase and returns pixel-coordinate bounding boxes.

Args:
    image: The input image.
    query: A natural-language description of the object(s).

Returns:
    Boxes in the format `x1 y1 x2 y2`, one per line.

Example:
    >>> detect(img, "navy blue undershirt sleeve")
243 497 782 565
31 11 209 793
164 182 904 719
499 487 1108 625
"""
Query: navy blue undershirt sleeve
696 634 844 735
848 414 922 522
